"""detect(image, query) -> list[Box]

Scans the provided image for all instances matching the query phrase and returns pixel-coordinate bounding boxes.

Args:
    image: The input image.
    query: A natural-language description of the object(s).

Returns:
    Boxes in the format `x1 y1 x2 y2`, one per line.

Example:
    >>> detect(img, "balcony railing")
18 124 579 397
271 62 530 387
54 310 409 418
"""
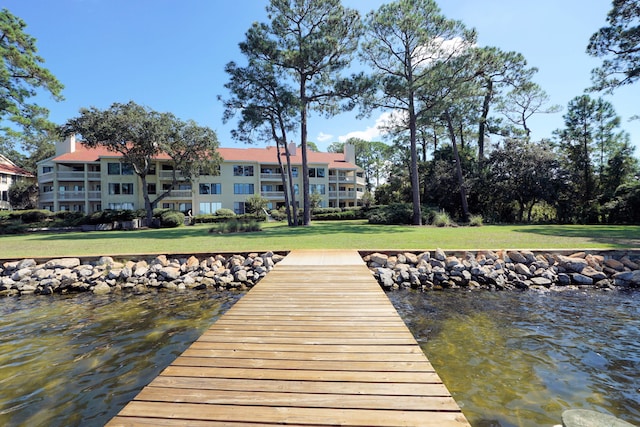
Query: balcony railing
39 172 54 182
159 171 187 180
260 173 283 180
40 171 102 182
164 190 192 198
39 192 53 202
329 191 358 199
57 191 87 201
39 190 102 202
261 191 285 199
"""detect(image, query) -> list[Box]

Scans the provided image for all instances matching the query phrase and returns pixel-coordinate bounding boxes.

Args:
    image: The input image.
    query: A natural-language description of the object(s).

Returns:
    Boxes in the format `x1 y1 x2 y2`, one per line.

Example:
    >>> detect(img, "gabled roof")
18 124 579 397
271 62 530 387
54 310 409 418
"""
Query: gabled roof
52 143 171 162
50 143 361 170
217 146 359 170
0 154 34 177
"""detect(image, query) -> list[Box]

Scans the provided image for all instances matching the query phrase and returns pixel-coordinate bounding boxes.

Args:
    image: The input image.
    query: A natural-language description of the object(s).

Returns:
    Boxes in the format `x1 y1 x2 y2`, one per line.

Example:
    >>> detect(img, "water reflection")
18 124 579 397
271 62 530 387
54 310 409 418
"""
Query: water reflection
387 290 640 427
0 290 241 427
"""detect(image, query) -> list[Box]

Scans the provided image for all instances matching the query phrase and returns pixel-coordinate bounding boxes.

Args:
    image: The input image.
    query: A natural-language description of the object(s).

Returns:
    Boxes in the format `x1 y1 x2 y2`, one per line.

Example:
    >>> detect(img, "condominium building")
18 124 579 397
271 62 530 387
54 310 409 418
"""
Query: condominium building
37 136 365 214
0 154 35 210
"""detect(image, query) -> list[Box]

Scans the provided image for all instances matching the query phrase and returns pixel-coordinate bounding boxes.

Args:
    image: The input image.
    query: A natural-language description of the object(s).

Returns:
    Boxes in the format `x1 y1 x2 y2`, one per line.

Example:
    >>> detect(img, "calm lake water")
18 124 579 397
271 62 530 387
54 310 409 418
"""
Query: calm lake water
0 288 638 427
387 289 640 427
0 290 241 427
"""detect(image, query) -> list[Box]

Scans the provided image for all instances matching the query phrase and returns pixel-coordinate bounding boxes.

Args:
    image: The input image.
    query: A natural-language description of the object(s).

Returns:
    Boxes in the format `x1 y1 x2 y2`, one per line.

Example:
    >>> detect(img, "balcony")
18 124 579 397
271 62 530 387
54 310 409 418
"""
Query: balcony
260 173 283 181
164 190 192 198
40 192 54 202
39 172 54 182
40 190 101 202
57 191 87 201
261 191 285 199
329 191 358 199
159 171 187 180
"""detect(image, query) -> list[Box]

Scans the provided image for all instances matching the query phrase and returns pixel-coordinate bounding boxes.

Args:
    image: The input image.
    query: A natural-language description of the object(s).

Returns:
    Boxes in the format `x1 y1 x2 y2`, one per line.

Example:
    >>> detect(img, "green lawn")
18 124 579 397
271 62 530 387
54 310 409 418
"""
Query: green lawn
1 220 640 259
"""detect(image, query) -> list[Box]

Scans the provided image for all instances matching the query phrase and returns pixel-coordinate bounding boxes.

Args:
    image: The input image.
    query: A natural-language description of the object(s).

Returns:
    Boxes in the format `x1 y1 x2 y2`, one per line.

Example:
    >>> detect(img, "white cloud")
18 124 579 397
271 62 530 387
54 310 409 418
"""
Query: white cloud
337 111 406 142
316 132 334 142
415 36 473 64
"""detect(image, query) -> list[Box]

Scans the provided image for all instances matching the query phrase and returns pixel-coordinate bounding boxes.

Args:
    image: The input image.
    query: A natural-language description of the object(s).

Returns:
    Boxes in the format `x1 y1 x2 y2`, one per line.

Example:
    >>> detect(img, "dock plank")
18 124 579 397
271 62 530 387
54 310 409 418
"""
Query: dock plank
106 250 470 427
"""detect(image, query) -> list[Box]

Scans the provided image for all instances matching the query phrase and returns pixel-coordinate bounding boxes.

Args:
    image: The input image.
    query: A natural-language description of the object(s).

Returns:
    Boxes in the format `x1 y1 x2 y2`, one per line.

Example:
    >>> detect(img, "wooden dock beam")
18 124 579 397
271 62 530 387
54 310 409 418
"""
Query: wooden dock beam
107 250 470 426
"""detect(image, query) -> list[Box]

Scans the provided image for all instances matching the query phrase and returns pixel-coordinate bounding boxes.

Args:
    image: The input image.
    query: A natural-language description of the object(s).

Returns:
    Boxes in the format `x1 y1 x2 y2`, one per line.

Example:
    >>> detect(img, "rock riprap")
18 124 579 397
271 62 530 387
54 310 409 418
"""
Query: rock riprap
364 249 640 291
0 252 284 297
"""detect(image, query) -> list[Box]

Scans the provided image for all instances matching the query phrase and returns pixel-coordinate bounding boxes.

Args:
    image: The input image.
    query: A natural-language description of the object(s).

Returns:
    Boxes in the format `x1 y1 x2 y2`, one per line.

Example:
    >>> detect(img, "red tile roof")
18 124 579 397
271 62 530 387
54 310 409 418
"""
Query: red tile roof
0 160 34 177
52 143 359 170
217 147 358 169
53 143 171 162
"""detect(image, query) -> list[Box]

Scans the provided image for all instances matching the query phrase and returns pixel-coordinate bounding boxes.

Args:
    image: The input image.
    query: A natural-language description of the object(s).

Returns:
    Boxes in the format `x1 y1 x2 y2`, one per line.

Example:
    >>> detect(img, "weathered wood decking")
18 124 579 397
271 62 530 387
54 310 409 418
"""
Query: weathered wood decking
107 250 470 426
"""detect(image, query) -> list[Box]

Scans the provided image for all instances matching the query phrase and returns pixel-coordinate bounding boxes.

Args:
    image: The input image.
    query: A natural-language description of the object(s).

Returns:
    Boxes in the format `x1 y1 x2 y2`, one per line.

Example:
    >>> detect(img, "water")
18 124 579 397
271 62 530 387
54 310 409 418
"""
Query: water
0 289 638 427
387 289 640 427
0 290 241 427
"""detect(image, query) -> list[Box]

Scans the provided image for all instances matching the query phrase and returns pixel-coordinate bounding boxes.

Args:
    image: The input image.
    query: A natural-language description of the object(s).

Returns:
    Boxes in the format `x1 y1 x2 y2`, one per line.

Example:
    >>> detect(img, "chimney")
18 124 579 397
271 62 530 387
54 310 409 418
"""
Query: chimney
344 142 356 164
288 141 297 156
57 134 76 156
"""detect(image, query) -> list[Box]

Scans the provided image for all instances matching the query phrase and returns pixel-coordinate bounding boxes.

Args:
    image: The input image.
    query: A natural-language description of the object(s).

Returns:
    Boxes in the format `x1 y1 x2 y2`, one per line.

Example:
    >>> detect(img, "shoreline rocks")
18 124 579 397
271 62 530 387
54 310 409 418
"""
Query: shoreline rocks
364 249 640 292
0 252 284 297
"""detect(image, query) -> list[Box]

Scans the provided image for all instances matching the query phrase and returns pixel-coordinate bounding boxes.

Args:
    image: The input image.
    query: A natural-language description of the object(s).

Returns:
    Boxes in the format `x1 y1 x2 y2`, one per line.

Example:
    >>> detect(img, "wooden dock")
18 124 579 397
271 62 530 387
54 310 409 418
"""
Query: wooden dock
107 250 470 426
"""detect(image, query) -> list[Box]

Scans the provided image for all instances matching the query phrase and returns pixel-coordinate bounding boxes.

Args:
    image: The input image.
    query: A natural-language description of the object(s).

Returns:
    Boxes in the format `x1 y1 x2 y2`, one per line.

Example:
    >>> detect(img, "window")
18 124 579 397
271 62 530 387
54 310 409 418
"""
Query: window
162 203 175 209
107 163 121 175
1 191 7 201
233 165 254 176
148 164 156 175
42 166 53 174
309 167 326 178
121 163 134 175
108 183 120 195
199 183 222 195
199 202 222 214
42 185 53 193
147 183 156 194
108 202 134 210
291 167 298 178
261 184 284 192
310 184 326 194
234 183 254 194
234 202 246 215
122 183 134 195
261 167 281 174
73 185 84 191
294 184 299 195
178 183 192 191
179 203 192 213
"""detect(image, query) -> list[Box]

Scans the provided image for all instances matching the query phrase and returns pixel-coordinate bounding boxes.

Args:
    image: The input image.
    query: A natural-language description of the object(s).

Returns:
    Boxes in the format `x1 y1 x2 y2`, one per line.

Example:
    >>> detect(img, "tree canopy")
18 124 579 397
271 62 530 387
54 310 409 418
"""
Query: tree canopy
235 0 366 225
362 0 476 225
0 8 63 145
587 0 640 92
64 101 220 222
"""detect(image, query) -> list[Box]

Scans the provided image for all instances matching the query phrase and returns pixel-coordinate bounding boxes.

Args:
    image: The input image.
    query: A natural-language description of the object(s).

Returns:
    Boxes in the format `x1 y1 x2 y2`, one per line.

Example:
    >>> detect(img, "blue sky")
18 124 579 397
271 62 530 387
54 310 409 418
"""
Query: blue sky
5 0 639 153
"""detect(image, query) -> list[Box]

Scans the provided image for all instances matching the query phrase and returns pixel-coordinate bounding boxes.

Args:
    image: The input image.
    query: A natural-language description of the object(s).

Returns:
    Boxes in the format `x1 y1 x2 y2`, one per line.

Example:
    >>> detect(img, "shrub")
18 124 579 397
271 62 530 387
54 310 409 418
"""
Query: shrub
269 209 287 221
153 208 171 218
20 209 53 223
215 208 236 217
160 210 185 228
468 214 483 227
210 218 262 234
0 223 27 235
312 208 364 220
432 210 453 227
367 203 413 225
